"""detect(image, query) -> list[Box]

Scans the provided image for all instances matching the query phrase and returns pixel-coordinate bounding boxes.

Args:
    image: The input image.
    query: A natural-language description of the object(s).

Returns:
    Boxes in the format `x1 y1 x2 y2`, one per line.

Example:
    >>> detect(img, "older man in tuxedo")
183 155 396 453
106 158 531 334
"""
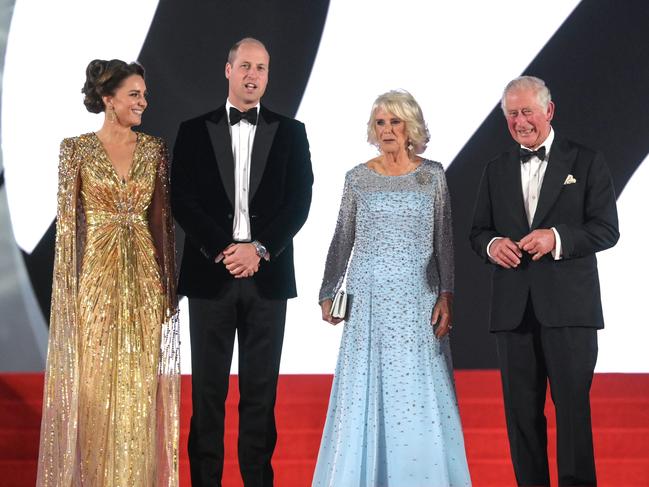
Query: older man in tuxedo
171 37 313 487
470 76 619 486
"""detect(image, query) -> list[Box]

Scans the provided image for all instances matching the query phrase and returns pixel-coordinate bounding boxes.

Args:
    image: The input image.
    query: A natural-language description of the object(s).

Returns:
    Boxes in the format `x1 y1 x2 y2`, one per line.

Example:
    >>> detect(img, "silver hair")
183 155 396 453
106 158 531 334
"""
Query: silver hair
501 75 552 113
367 89 430 155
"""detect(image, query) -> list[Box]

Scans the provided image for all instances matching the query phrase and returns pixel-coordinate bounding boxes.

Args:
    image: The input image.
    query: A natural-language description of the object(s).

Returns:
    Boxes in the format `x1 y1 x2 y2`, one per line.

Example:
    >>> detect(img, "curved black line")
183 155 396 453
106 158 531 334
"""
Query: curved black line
20 221 56 323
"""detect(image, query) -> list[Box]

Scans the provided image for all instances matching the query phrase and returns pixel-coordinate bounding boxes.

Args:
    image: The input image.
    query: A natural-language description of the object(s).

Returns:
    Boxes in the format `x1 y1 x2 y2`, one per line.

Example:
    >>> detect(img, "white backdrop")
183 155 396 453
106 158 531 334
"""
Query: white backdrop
2 0 646 373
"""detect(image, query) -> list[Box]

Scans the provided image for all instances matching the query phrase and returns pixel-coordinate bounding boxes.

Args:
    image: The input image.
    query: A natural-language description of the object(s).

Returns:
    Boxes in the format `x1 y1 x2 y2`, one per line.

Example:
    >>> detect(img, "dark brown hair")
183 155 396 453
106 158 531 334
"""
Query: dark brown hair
81 59 145 113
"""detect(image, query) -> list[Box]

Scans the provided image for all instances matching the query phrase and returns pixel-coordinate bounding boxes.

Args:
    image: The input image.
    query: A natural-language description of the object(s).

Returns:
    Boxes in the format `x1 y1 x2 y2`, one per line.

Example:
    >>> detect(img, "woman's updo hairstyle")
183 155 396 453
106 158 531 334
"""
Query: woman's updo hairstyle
81 59 145 113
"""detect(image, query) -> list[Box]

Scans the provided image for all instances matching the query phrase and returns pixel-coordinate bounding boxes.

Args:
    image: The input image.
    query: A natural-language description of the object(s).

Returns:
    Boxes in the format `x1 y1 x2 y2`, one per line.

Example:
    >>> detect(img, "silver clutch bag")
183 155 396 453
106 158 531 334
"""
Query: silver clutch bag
331 290 348 319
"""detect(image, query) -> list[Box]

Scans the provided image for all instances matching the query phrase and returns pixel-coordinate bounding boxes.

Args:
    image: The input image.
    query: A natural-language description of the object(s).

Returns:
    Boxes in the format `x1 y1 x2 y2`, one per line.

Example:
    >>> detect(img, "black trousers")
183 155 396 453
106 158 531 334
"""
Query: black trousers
187 279 287 487
495 297 598 487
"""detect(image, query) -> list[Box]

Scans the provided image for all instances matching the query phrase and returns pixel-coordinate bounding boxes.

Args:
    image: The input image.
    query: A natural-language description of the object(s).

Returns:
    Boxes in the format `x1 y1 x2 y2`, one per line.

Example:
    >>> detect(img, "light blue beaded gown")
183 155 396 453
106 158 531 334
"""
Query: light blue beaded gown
313 160 471 487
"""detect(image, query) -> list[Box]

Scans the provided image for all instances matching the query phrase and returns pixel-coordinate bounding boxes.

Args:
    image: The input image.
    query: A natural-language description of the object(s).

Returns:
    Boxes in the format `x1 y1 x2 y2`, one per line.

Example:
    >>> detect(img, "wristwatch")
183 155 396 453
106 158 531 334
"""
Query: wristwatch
251 240 268 259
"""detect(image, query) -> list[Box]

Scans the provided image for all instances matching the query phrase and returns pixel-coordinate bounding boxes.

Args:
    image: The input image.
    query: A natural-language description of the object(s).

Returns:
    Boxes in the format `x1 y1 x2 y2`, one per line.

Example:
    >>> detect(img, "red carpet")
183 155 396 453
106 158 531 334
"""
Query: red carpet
1 372 647 486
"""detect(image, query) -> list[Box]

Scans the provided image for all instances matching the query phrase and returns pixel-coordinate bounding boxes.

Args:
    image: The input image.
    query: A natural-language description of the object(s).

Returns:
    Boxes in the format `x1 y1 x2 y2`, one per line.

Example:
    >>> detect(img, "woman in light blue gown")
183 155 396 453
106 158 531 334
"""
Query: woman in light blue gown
313 90 471 487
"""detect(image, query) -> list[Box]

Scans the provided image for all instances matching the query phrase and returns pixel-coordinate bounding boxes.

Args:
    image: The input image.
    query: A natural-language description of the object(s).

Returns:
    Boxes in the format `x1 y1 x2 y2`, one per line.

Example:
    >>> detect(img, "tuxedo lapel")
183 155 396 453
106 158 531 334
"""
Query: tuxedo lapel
206 107 235 207
531 137 575 229
503 149 529 230
249 106 279 200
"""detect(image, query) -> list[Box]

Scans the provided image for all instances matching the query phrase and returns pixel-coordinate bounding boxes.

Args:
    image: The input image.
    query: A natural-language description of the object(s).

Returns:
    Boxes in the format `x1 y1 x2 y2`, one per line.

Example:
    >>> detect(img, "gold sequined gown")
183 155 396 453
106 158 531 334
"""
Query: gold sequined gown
36 132 180 487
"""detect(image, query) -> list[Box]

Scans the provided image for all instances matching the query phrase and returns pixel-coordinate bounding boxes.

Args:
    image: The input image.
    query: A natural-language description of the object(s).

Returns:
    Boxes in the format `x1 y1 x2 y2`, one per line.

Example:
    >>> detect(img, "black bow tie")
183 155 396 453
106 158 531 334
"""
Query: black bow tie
229 106 258 126
519 146 546 163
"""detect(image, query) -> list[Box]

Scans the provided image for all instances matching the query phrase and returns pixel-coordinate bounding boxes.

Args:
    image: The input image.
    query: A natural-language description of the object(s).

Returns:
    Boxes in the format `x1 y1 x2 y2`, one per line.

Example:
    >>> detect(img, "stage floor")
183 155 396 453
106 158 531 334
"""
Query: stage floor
1 371 647 486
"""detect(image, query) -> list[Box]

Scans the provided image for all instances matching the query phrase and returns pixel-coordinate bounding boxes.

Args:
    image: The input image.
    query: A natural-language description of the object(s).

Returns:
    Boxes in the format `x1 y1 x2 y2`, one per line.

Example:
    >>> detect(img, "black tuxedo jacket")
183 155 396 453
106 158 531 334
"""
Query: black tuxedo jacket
470 135 619 331
171 105 313 300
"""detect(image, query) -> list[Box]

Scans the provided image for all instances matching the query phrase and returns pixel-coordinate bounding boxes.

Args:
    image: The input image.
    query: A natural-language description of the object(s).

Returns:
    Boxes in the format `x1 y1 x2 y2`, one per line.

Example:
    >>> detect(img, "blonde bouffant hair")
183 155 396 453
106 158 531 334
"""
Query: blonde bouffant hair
367 89 430 155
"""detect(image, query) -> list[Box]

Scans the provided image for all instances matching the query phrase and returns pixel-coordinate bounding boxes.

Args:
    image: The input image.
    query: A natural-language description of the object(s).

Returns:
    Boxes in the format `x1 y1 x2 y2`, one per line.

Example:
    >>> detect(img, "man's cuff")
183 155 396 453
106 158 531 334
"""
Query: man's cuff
550 227 562 260
215 243 235 263
487 237 503 259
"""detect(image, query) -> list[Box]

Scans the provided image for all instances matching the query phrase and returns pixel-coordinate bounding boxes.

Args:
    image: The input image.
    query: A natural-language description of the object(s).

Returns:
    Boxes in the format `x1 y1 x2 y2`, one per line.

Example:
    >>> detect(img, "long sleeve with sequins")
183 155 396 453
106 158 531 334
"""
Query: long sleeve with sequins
319 172 357 302
432 164 454 294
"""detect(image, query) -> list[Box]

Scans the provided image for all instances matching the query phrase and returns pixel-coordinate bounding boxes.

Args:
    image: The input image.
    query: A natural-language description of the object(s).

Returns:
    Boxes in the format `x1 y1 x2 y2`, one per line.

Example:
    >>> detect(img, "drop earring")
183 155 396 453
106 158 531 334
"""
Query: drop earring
108 106 116 123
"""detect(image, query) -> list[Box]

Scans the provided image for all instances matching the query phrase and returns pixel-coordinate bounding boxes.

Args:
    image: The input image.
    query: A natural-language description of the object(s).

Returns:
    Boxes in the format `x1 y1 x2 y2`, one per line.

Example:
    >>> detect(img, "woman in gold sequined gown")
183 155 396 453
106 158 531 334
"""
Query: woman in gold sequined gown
36 60 180 486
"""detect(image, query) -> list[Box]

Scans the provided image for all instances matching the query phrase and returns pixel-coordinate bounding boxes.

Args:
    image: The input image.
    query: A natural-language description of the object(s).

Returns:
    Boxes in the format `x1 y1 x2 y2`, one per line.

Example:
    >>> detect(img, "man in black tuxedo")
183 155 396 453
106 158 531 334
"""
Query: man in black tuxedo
171 37 313 487
470 76 619 486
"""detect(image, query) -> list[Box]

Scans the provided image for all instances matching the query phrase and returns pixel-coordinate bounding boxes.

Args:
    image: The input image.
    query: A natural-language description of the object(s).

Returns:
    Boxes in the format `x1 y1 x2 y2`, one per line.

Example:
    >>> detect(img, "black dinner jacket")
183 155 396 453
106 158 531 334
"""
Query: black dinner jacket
171 105 313 300
469 135 619 331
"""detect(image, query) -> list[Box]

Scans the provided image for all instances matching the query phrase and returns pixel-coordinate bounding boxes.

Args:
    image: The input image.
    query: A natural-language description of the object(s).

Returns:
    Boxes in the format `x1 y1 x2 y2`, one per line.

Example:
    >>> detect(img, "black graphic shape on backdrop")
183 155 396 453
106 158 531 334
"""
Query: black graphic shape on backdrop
448 1 649 367
21 221 56 322
137 0 330 146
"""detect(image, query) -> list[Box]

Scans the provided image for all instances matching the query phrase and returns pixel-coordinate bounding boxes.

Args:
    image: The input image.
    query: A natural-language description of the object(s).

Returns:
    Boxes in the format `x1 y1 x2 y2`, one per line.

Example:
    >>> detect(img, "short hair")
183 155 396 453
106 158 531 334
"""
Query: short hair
367 89 430 154
227 37 269 65
81 59 145 113
501 75 552 113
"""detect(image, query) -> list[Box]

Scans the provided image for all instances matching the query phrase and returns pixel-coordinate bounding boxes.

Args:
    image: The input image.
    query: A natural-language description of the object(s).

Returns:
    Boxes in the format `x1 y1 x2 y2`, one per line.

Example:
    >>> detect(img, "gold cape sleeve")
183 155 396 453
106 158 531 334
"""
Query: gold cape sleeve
36 137 82 486
150 139 181 486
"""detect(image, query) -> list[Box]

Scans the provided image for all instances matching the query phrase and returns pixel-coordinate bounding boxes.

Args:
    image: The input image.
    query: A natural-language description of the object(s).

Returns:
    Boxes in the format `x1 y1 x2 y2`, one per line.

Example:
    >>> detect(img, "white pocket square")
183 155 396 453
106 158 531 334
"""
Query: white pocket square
564 174 577 185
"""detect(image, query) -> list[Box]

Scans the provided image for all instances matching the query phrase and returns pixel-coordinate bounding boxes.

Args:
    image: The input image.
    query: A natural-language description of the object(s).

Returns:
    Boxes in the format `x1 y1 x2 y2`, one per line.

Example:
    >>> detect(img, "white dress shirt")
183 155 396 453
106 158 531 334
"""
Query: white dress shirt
226 99 259 242
487 128 562 260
